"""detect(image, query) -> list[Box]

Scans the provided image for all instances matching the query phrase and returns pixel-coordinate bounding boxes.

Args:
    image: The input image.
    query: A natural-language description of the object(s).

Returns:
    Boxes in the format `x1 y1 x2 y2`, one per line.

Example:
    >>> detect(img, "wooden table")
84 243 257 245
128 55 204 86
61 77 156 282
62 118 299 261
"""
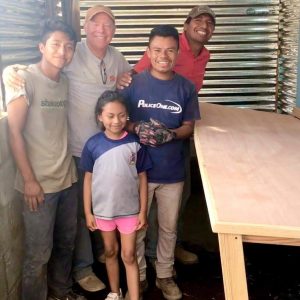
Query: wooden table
194 103 300 300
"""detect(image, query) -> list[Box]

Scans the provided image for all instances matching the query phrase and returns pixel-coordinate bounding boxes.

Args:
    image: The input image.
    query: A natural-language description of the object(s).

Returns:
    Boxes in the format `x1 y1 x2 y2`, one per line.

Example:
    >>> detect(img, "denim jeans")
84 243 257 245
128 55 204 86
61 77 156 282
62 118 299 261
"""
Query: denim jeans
22 184 77 300
145 140 191 259
72 157 103 281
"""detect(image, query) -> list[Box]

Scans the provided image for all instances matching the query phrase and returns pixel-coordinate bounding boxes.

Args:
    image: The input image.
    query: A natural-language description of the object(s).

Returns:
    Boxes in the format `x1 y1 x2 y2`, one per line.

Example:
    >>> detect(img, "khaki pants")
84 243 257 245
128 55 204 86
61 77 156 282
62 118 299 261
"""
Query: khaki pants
136 182 184 280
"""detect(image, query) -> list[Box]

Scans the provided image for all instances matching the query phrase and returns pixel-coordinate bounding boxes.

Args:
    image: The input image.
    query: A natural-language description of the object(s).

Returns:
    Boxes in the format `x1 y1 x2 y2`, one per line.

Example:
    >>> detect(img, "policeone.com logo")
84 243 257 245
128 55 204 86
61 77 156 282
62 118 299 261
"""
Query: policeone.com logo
137 99 182 114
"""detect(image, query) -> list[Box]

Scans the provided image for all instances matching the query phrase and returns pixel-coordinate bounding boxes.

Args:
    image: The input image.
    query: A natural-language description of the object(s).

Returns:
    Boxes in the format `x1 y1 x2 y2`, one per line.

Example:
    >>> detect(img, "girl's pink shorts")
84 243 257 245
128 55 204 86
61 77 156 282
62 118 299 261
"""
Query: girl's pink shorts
95 216 139 234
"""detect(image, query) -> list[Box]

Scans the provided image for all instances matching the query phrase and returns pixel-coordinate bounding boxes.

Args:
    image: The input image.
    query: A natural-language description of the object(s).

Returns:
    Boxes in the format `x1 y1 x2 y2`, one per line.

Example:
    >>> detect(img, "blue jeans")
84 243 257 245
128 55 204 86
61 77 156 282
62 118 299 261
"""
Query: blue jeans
72 157 103 281
145 140 191 259
22 184 77 300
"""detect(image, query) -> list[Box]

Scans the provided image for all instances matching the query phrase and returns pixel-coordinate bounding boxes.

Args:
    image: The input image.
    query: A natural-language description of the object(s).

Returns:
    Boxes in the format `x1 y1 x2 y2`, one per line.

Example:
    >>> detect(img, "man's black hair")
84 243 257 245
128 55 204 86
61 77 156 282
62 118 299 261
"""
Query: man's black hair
148 25 179 49
40 17 77 44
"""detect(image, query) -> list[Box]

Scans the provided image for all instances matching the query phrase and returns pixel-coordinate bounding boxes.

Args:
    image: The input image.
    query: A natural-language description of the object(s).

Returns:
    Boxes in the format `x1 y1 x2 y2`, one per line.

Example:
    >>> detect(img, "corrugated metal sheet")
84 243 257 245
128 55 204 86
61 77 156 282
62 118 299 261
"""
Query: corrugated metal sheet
0 0 47 67
0 0 65 110
0 0 66 67
79 0 280 111
278 0 300 114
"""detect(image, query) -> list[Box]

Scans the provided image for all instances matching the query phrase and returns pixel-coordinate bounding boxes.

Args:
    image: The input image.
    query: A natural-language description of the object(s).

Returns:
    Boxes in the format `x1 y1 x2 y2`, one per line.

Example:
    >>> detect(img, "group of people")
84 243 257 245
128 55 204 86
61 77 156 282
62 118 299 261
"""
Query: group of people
4 4 215 300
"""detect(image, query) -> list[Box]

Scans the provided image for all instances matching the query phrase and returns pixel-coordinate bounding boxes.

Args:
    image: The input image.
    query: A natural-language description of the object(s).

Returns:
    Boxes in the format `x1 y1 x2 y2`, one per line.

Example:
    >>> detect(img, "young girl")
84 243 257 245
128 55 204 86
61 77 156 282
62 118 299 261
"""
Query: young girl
81 90 151 300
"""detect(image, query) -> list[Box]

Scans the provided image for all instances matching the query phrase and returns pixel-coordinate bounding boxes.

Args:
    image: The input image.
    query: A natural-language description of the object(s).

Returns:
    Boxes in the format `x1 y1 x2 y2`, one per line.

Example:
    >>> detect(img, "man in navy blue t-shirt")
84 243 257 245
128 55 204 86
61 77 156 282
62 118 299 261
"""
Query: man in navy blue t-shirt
121 25 200 300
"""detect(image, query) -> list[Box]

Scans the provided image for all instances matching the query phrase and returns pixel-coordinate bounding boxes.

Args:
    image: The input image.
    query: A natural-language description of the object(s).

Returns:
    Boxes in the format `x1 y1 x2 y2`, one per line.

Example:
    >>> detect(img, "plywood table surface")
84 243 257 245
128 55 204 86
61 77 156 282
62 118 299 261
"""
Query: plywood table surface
194 103 300 300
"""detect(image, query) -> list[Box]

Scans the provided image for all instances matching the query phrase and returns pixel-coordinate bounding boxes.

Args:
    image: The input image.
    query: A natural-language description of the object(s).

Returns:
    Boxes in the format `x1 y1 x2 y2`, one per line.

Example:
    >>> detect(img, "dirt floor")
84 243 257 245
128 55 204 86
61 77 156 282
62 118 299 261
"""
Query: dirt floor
77 158 300 300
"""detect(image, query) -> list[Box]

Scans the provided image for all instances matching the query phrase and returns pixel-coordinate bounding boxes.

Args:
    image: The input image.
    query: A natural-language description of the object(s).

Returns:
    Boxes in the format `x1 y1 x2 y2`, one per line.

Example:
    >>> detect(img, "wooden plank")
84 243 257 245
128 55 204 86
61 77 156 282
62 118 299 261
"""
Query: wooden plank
243 236 300 246
292 107 300 120
212 222 300 239
218 234 249 300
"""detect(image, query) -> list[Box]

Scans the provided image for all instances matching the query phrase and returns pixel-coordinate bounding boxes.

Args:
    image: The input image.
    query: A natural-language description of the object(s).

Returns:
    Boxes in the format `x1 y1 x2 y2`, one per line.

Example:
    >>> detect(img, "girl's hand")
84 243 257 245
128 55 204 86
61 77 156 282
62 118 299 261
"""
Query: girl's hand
136 212 147 231
85 213 97 231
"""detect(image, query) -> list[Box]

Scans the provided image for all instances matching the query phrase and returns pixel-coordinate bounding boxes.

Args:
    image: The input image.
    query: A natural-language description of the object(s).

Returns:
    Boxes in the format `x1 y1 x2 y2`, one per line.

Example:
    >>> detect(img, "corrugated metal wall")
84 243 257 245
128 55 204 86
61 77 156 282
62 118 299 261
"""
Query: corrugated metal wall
79 0 280 111
278 0 300 114
0 1 289 112
0 0 63 110
0 0 47 67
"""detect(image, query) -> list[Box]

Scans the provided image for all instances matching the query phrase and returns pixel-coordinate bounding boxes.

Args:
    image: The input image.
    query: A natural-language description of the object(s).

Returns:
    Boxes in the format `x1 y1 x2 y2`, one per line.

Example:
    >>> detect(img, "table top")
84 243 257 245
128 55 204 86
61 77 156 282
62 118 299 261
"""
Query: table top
194 103 300 239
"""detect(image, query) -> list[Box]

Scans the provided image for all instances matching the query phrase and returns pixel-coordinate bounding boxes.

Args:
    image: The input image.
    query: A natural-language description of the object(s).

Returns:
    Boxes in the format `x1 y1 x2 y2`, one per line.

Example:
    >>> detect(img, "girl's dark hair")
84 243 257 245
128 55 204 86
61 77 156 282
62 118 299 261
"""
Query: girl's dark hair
95 90 128 128
40 17 77 45
148 25 179 49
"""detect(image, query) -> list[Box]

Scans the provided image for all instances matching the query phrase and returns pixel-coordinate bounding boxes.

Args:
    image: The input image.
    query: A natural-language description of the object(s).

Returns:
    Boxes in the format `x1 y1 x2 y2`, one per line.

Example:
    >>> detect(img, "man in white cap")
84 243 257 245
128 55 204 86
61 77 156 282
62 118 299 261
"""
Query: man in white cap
65 5 131 292
3 5 131 293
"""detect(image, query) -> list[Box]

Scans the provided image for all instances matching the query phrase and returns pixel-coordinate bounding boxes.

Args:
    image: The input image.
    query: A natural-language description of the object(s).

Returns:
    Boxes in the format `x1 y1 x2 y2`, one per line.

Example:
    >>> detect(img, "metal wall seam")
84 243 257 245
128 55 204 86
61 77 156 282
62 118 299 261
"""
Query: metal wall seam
278 0 300 113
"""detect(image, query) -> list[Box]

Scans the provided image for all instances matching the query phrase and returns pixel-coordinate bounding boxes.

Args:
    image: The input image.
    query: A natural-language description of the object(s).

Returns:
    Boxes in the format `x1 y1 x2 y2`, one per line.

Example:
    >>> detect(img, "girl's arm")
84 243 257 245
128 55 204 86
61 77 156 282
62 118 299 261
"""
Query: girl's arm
83 171 97 231
136 171 148 230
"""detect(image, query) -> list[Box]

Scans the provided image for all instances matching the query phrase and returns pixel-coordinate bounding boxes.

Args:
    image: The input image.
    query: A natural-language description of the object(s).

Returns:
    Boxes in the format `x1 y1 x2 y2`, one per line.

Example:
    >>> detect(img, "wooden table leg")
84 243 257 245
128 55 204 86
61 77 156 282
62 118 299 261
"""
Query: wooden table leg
218 233 249 300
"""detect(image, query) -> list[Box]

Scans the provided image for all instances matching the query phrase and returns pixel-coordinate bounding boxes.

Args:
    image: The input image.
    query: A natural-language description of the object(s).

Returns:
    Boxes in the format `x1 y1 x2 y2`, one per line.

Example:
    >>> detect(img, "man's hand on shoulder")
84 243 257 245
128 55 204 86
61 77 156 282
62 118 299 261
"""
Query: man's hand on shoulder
116 70 136 89
3 64 27 89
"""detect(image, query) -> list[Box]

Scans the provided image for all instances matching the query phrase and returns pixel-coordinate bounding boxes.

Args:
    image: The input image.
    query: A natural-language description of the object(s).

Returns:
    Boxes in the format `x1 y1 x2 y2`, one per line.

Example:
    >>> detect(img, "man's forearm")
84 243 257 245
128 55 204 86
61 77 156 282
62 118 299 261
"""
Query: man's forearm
9 131 36 183
126 120 136 133
171 122 194 140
